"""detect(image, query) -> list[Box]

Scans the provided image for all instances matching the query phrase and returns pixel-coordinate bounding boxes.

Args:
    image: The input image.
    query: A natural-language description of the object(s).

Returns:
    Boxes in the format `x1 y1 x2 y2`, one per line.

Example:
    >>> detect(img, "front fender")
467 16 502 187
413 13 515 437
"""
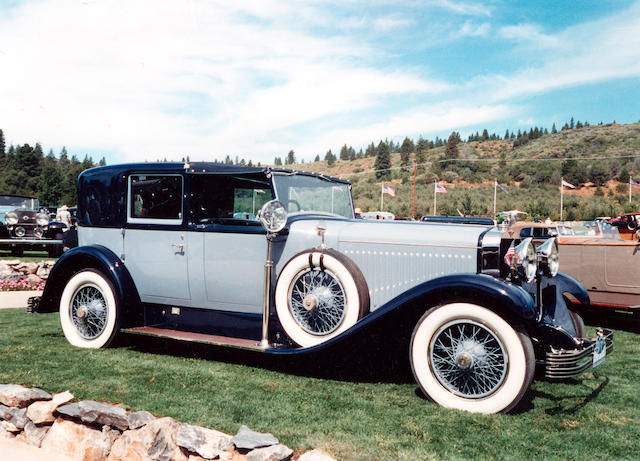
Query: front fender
268 273 535 355
554 272 590 305
37 245 142 326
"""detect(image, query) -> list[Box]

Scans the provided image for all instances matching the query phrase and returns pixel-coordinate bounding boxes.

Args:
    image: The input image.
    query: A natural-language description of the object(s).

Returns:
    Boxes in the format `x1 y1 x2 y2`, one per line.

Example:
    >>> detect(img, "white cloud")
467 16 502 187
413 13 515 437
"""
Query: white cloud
457 20 491 38
429 0 491 17
498 23 559 48
0 0 445 163
373 15 415 31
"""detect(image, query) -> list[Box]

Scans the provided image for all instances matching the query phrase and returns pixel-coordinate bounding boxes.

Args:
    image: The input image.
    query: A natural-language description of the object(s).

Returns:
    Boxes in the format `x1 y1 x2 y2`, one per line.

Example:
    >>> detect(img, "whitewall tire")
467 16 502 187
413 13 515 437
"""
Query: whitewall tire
59 270 119 349
410 303 534 414
275 249 369 347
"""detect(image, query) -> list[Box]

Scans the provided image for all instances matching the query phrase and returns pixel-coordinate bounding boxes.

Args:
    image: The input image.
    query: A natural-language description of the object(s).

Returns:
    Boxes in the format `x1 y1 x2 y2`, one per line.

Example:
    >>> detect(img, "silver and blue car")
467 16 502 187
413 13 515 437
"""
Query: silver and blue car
32 162 613 414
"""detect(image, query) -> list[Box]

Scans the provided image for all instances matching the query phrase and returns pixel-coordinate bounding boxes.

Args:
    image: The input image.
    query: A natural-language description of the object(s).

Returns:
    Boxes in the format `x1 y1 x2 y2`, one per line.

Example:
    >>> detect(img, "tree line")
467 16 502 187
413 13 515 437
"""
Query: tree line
0 129 105 206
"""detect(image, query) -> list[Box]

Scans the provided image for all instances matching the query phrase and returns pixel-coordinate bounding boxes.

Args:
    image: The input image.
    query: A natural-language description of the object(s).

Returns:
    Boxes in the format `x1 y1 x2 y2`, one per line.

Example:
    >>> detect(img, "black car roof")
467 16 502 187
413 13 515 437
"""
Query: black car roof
80 162 350 185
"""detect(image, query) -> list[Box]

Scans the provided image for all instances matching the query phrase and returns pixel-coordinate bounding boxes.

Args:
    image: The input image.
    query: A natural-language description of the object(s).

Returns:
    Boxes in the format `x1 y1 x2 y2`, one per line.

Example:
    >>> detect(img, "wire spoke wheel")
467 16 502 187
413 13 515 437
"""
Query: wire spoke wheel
60 270 119 349
289 268 346 335
430 320 507 398
70 284 108 340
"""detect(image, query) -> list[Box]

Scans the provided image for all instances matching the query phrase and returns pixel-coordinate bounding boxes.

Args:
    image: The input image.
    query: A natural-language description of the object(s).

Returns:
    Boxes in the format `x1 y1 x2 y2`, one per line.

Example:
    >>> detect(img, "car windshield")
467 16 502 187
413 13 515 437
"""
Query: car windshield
272 173 354 219
0 195 38 209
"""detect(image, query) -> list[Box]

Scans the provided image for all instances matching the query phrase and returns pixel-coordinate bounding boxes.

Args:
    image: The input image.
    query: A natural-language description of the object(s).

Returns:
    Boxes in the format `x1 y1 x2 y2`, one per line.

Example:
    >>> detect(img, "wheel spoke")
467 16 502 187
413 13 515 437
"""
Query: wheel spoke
429 319 507 399
70 284 108 340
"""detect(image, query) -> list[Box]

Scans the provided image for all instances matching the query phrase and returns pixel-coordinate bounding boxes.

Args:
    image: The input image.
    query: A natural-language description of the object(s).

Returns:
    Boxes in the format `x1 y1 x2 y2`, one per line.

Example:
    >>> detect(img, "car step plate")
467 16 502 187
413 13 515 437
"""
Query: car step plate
122 326 267 351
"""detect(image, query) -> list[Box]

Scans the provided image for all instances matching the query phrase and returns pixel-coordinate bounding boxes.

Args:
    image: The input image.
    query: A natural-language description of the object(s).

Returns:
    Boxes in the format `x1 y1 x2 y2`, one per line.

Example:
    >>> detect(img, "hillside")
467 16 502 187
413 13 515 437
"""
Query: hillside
290 122 640 220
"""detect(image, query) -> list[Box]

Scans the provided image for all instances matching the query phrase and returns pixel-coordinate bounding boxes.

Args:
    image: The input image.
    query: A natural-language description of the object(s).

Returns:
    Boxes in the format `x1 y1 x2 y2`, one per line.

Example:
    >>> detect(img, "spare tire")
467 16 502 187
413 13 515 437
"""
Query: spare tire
275 248 369 347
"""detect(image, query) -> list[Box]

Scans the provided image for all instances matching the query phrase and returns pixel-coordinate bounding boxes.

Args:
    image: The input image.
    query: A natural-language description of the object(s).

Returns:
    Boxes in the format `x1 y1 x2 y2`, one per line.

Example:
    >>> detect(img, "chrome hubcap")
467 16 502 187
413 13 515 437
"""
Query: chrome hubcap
289 269 346 336
429 320 508 398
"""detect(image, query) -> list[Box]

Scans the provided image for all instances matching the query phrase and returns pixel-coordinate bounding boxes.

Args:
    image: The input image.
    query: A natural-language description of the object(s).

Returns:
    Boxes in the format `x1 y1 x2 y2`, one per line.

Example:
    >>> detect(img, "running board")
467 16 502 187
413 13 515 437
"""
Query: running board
122 326 269 351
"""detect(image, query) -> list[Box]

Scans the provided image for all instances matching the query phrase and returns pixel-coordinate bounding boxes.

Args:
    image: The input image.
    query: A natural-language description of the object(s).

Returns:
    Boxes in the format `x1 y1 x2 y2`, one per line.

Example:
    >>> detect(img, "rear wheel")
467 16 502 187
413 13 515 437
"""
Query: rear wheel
59 270 119 348
410 303 535 414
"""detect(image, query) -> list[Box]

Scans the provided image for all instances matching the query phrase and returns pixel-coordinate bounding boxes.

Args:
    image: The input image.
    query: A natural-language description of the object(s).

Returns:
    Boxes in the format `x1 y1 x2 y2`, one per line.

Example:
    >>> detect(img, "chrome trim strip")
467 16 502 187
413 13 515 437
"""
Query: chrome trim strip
544 329 613 379
338 239 480 249
0 239 63 245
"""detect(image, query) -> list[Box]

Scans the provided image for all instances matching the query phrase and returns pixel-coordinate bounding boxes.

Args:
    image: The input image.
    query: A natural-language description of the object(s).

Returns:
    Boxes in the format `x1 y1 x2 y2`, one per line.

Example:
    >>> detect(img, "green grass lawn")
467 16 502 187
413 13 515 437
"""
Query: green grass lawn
0 307 638 460
0 250 56 263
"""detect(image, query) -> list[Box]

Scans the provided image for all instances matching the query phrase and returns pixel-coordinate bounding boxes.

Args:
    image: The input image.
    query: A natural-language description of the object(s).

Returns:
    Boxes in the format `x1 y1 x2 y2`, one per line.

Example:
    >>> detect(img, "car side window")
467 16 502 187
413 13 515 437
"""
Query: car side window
128 175 183 224
191 175 273 225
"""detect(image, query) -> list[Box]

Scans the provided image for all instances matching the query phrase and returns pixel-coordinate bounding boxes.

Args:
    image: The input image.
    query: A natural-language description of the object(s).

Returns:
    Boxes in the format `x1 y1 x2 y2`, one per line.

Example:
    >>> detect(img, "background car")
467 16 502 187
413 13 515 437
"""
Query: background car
32 162 612 414
0 194 66 257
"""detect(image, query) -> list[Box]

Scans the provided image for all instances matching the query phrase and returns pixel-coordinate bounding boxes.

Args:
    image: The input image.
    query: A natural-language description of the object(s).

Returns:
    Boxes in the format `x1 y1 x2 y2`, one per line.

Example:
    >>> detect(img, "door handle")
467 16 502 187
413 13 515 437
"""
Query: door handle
171 243 185 253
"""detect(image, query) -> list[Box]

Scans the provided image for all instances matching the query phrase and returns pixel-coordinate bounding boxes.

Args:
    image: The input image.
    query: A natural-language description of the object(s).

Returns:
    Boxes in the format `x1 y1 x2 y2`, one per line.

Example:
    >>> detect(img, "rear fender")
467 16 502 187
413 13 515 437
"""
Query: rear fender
37 245 142 327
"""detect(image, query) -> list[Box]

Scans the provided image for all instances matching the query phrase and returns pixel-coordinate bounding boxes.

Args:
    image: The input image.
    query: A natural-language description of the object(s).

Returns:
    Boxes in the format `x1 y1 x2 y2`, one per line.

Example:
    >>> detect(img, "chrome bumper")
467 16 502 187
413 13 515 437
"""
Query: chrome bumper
544 329 614 379
0 239 62 245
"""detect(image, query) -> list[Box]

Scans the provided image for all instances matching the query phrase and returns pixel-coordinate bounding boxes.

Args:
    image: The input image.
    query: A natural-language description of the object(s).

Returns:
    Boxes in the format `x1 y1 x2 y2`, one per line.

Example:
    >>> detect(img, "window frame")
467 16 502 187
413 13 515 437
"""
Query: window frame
126 173 184 225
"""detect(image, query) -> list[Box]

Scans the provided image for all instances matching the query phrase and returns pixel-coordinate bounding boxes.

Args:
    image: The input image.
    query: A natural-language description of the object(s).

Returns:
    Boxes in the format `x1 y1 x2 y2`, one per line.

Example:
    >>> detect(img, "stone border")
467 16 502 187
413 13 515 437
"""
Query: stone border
0 291 43 309
0 383 335 461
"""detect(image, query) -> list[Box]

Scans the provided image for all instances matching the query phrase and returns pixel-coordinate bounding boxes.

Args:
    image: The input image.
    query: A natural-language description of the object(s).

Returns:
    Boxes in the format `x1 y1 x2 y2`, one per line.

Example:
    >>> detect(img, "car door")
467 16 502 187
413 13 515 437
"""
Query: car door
123 173 192 303
190 173 273 314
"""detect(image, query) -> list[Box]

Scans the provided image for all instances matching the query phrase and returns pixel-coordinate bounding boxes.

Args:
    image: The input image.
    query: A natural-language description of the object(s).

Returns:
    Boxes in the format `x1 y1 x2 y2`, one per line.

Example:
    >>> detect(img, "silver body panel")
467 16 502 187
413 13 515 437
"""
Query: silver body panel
78 219 490 313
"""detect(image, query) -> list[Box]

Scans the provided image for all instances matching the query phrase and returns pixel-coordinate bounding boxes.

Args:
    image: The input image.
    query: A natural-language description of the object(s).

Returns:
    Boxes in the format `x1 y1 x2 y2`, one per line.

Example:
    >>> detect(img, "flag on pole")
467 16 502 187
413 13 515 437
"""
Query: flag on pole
561 179 576 189
504 241 515 266
631 178 638 186
435 183 448 194
382 184 395 197
497 182 509 194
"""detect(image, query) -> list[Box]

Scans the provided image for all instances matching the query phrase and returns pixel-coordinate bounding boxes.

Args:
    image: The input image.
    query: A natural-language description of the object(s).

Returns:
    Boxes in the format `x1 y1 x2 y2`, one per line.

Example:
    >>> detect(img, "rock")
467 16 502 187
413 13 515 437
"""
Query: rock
246 444 293 461
22 420 50 447
108 416 188 461
177 422 234 459
0 424 16 440
1 259 21 266
0 384 51 407
1 420 20 433
16 262 38 275
56 400 129 431
27 390 74 424
41 417 111 461
128 410 155 429
297 449 337 461
0 406 27 429
0 266 21 281
102 425 121 455
232 425 278 450
36 265 51 278
26 274 43 283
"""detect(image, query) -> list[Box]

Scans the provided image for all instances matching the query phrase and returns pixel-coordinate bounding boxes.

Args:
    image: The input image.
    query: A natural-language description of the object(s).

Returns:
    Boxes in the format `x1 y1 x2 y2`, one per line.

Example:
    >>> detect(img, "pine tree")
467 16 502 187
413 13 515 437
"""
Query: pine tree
415 138 428 173
0 129 5 157
504 129 510 140
365 142 376 157
400 137 414 172
481 129 489 141
286 150 296 165
339 144 349 160
314 154 320 162
274 157 283 166
374 141 391 179
570 117 575 129
551 123 557 134
325 150 336 166
442 132 459 170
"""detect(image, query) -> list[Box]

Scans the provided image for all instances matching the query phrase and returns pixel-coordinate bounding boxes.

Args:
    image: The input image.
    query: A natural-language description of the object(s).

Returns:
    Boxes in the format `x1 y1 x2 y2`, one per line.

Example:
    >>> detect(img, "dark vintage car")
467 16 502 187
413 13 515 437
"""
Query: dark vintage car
609 212 640 240
0 194 67 257
31 162 613 414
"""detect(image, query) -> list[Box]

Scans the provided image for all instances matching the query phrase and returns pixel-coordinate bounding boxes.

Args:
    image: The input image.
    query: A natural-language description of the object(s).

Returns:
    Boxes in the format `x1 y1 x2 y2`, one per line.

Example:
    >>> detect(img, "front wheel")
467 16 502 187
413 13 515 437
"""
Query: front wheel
59 270 119 348
410 303 535 414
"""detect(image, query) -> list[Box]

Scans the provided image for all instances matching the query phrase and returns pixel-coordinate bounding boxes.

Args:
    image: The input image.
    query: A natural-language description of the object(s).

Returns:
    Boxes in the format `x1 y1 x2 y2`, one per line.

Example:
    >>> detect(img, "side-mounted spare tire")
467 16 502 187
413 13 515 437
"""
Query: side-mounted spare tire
275 248 370 347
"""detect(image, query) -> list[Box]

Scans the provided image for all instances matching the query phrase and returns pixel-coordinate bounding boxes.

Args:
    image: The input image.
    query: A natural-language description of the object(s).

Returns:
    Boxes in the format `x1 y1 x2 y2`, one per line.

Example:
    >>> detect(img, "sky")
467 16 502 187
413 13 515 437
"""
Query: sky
1 0 639 165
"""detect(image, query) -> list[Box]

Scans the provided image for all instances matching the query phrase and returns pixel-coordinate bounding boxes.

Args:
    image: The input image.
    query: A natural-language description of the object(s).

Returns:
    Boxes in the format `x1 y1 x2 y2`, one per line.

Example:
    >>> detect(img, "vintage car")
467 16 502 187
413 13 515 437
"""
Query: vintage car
0 194 67 257
609 212 640 240
30 162 613 414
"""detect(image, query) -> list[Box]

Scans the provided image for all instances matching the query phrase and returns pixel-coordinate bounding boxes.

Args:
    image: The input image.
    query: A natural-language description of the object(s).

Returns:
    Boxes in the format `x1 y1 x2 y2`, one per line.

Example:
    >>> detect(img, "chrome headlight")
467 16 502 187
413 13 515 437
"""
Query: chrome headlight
36 212 50 226
537 238 559 277
34 226 44 238
6 212 18 225
514 237 537 282
14 226 26 238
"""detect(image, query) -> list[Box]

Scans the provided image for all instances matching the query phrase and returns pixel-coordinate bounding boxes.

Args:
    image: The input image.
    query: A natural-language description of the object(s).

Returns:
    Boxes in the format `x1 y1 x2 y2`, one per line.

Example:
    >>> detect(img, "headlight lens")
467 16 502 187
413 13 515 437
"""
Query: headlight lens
36 212 50 226
537 238 559 277
514 237 537 282
6 212 18 225
14 226 26 238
